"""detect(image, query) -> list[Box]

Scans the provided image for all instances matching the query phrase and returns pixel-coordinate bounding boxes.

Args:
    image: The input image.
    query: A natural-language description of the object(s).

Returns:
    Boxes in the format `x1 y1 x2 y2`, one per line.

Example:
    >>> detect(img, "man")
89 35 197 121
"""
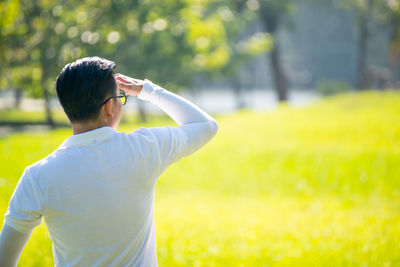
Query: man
0 57 218 266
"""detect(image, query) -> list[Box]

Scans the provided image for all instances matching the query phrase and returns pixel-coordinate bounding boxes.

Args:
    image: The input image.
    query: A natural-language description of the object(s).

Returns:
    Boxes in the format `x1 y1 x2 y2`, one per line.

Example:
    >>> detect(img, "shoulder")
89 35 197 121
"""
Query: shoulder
130 126 163 138
130 126 188 145
127 127 162 143
24 149 64 183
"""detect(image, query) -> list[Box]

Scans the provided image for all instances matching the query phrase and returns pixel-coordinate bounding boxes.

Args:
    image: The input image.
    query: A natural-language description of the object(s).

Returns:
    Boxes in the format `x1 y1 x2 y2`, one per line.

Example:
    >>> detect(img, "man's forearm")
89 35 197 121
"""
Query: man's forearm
0 225 31 267
138 79 217 126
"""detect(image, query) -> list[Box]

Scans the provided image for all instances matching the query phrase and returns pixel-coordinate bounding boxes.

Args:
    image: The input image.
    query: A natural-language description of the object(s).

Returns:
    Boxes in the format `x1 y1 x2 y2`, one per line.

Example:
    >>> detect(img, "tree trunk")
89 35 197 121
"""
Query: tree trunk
356 15 369 90
356 0 373 90
260 11 289 102
388 22 400 83
14 88 23 109
269 41 288 102
232 75 246 110
42 83 55 126
39 53 55 126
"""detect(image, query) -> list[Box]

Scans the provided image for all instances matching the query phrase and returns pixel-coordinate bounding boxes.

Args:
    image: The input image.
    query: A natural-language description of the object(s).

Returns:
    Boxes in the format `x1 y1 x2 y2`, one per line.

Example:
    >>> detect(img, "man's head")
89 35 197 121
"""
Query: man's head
56 57 119 124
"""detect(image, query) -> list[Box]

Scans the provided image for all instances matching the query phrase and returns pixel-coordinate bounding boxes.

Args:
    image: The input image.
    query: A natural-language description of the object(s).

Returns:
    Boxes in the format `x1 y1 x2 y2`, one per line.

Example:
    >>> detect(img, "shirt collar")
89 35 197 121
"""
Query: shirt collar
59 126 118 149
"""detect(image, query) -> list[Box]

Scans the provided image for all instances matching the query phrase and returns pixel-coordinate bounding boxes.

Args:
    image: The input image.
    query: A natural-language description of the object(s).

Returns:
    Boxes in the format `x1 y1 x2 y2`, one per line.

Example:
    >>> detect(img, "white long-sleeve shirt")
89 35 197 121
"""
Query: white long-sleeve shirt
0 79 218 266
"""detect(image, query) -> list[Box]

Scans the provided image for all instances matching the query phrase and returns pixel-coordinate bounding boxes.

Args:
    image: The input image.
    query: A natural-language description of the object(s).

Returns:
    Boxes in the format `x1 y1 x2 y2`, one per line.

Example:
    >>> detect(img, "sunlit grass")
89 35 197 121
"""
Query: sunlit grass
0 110 69 124
155 193 400 266
0 90 399 266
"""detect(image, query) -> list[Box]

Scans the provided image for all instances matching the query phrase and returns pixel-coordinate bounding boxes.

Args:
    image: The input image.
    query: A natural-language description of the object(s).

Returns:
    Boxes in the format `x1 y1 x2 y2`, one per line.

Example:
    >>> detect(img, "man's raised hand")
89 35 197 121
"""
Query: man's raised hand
114 73 144 97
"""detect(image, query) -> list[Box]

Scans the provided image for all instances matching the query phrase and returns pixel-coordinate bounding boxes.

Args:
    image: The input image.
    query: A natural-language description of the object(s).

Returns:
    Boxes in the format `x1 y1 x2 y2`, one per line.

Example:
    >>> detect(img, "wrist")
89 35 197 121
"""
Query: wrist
137 79 155 101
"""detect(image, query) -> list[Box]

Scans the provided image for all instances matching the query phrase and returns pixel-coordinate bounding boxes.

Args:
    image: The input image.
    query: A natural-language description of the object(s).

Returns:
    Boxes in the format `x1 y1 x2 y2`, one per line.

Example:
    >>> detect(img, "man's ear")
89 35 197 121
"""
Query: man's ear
103 99 114 117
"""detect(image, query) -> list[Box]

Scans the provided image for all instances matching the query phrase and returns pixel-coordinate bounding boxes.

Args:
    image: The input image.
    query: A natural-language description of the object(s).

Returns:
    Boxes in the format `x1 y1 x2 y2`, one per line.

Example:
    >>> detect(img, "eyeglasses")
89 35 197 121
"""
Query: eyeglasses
99 90 128 107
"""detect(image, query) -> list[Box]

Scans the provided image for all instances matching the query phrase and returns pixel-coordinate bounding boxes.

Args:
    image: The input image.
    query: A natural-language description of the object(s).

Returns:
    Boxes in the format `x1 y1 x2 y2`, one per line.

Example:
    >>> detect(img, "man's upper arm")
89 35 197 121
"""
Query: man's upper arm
0 167 43 266
0 224 31 267
3 168 43 239
148 120 218 174
143 126 189 175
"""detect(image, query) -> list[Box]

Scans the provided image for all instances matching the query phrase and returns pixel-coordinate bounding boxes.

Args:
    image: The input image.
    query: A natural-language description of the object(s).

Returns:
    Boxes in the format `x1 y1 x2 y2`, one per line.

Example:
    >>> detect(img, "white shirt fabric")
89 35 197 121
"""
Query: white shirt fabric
3 79 218 266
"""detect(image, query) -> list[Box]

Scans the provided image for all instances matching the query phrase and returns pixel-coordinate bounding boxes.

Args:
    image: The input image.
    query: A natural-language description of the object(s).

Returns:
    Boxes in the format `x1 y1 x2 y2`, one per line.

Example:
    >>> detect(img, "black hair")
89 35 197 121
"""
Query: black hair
56 56 117 122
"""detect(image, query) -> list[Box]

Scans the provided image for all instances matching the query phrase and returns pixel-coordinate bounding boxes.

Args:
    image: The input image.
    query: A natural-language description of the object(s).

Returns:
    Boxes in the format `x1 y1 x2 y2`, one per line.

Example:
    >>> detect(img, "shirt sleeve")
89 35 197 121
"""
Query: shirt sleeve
147 122 218 173
138 79 219 126
132 126 186 178
3 168 44 234
136 80 219 177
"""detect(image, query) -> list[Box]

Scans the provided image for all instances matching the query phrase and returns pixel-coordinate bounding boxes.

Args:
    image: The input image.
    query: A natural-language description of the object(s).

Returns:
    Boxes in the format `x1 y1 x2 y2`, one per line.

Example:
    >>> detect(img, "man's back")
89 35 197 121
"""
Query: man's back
0 65 218 266
8 127 174 266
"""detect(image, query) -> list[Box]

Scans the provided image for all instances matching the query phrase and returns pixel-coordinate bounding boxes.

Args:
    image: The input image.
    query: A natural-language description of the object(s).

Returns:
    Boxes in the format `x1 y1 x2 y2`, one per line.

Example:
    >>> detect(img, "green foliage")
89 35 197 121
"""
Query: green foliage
0 0 270 95
0 91 400 265
202 0 274 81
0 0 20 28
328 0 396 37
316 79 352 96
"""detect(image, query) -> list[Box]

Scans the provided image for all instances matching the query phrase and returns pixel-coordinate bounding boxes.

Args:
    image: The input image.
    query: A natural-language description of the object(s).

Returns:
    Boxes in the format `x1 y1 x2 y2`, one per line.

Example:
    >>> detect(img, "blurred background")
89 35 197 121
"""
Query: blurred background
1 0 400 266
1 0 400 123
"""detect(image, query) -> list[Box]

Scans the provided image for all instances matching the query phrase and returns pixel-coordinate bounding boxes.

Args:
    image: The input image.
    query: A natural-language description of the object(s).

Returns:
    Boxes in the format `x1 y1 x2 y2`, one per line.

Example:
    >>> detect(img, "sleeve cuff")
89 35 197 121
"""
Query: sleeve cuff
3 215 40 234
137 79 156 101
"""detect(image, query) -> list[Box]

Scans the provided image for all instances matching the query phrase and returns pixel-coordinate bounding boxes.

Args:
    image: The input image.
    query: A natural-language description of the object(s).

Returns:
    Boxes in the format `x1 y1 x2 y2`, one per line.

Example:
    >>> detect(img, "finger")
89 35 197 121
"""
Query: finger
115 76 132 83
116 73 137 82
114 74 127 80
116 81 131 89
132 78 144 83
116 80 130 86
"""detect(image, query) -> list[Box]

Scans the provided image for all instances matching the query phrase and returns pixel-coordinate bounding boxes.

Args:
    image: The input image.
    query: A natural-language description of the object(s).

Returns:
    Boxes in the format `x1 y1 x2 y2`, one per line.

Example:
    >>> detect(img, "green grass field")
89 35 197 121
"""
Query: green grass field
1 91 400 266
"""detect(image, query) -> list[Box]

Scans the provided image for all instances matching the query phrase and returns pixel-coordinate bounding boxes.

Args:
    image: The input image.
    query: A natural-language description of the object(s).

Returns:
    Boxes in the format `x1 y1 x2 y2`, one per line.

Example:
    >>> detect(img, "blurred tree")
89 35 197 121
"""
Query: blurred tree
1 0 271 123
187 0 273 109
384 0 400 84
221 0 273 109
57 0 239 120
336 0 392 90
0 0 82 125
0 0 19 75
338 0 374 90
244 0 293 102
0 0 22 108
